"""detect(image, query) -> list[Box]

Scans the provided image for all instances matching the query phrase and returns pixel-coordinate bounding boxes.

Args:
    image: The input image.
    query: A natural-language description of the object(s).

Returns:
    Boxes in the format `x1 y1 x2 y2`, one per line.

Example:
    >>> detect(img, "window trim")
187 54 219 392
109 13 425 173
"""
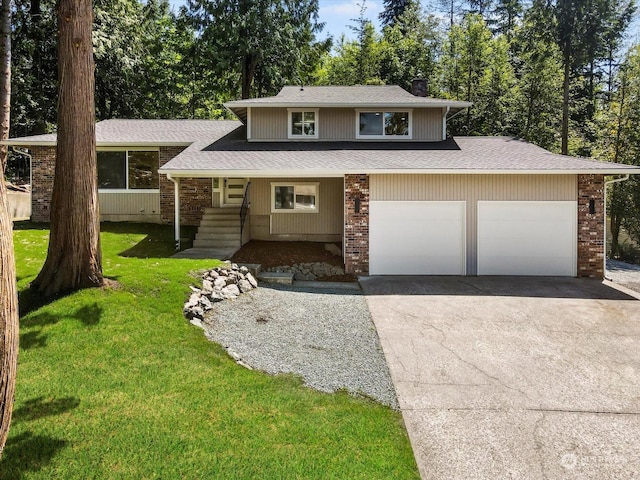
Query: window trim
271 182 320 214
97 147 160 192
355 109 413 140
287 108 319 140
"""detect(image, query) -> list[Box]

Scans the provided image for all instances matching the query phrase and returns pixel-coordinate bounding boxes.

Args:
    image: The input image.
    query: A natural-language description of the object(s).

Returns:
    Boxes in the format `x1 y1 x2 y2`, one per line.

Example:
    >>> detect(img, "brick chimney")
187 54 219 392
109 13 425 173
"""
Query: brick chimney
411 79 428 97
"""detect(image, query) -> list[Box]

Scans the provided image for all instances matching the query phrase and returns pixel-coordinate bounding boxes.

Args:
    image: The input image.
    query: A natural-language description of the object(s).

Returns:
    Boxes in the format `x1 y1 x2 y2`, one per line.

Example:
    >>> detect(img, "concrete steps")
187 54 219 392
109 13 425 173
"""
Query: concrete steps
195 208 242 249
257 271 295 285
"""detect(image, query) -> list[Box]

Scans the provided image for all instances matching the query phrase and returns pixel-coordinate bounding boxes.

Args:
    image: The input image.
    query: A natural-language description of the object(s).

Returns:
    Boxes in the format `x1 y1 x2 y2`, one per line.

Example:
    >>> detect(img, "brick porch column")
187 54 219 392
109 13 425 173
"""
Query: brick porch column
30 146 57 222
159 146 213 226
344 174 369 275
577 174 605 278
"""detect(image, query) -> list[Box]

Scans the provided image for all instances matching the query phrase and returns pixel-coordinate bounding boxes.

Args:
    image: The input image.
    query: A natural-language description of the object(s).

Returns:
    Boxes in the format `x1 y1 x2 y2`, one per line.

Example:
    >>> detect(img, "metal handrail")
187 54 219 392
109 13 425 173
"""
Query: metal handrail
239 181 251 245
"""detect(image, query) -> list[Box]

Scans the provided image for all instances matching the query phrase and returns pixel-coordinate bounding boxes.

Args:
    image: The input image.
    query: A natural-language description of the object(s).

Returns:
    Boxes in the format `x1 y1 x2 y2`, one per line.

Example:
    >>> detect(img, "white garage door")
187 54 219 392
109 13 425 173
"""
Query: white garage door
477 201 577 276
370 201 466 275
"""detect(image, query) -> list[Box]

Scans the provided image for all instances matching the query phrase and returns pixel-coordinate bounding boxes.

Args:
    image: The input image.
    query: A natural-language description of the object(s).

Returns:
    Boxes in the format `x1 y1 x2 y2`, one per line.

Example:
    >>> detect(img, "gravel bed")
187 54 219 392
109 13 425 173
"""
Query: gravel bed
202 283 399 409
606 259 640 294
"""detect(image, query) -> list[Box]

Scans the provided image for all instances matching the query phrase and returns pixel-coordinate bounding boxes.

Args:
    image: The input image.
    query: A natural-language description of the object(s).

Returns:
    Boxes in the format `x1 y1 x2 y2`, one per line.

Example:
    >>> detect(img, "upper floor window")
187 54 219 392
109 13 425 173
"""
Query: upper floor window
288 108 318 139
97 150 159 191
357 110 412 139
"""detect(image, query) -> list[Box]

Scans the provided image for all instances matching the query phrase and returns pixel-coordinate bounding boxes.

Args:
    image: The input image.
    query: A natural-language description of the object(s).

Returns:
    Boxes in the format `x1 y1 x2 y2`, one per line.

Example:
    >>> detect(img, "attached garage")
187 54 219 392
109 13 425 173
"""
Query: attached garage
369 201 466 275
477 201 577 276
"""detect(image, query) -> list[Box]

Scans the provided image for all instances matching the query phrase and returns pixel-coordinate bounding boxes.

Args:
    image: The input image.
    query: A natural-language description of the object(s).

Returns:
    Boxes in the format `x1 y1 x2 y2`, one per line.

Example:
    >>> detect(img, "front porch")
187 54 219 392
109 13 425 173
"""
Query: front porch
167 175 347 253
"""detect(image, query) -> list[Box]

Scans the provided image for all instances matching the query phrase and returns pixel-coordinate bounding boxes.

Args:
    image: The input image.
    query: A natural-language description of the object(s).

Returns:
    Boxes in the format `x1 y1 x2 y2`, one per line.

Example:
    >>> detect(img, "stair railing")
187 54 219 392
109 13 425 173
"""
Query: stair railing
239 181 251 245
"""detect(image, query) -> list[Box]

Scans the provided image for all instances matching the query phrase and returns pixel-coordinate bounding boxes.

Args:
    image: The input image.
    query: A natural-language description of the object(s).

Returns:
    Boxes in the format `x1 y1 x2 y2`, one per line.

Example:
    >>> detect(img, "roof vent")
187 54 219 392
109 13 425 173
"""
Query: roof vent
411 79 428 97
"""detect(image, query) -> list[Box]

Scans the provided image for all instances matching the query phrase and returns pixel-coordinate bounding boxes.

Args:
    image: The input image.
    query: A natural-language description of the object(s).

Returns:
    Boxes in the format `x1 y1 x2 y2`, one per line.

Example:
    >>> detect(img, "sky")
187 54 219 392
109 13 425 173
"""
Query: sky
167 0 384 41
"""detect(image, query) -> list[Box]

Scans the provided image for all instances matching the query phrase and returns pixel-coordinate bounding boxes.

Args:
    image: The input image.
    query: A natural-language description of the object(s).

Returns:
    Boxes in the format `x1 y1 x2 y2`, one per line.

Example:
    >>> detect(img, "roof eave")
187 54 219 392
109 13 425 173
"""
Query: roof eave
3 140 194 147
158 167 640 177
223 101 473 109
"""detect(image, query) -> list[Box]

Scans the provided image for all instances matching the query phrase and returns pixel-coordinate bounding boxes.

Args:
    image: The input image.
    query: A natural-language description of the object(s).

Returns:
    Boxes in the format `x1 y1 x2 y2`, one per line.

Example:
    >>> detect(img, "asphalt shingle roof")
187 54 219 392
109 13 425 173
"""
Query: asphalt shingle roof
6 119 640 175
225 85 472 107
6 119 242 146
159 126 640 175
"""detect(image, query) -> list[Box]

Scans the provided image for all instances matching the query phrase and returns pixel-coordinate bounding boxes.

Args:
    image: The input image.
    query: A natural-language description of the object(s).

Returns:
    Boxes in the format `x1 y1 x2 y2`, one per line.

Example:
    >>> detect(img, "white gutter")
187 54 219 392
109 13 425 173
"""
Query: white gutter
604 174 631 279
2 141 194 147
442 106 450 140
224 101 473 109
158 168 640 178
166 173 181 251
12 147 33 189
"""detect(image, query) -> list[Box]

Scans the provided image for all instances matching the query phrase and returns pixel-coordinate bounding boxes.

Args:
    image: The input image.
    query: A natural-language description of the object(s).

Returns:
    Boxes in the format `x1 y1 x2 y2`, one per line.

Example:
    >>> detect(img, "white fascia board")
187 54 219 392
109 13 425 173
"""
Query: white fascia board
1 140 57 146
2 140 194 147
225 101 473 109
158 167 640 177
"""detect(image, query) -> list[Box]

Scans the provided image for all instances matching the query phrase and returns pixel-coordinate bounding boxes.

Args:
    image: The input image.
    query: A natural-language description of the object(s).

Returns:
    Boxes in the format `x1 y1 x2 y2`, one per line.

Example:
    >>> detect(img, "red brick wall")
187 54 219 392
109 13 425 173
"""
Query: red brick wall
577 174 605 278
30 146 56 222
344 174 369 274
159 146 212 226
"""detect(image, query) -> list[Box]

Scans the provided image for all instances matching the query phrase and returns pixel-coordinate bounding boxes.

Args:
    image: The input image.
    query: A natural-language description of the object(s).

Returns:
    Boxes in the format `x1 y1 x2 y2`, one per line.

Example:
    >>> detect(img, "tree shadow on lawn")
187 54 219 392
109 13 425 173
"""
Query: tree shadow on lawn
0 432 69 480
0 397 80 479
100 222 197 259
19 303 103 350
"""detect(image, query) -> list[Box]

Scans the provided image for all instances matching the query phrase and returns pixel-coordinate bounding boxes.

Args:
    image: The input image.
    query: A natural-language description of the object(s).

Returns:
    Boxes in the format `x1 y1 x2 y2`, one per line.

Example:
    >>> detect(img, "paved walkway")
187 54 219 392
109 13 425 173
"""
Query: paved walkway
361 276 640 480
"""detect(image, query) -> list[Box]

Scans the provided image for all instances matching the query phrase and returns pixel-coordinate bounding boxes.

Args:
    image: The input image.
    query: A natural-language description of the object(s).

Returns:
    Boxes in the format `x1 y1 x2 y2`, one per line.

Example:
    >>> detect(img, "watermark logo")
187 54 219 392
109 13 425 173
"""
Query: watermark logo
560 453 578 470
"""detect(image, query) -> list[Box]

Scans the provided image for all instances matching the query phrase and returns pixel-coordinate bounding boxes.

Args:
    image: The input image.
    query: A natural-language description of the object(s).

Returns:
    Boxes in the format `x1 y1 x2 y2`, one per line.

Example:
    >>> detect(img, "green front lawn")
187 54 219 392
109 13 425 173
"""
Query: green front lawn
2 223 419 479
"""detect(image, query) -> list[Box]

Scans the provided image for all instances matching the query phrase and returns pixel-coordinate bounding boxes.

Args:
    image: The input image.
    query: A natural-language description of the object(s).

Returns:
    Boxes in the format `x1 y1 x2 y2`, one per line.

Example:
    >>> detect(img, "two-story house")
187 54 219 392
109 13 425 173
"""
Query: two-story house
7 83 640 278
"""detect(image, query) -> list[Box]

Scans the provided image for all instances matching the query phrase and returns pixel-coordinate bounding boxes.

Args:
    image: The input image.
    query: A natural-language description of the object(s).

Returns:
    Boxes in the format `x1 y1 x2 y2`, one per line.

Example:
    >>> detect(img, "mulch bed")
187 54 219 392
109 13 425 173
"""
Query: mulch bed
231 240 357 282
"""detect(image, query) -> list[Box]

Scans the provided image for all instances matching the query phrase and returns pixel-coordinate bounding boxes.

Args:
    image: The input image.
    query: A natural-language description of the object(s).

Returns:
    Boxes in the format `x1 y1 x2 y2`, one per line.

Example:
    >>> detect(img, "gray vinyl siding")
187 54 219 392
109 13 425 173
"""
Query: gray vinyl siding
248 177 343 241
412 108 443 141
370 174 578 275
250 108 287 139
249 107 443 141
319 108 355 140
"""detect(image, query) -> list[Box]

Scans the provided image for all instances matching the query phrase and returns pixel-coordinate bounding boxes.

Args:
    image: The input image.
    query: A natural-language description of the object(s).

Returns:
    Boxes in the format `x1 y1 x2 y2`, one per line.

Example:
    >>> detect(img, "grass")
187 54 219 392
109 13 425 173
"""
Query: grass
2 222 419 479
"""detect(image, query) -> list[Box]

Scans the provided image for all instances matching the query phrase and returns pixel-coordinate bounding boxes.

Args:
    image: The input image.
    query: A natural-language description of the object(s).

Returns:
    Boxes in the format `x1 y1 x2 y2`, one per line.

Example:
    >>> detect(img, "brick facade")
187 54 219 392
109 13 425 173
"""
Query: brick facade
30 146 57 222
344 174 369 274
159 146 212 226
577 174 605 278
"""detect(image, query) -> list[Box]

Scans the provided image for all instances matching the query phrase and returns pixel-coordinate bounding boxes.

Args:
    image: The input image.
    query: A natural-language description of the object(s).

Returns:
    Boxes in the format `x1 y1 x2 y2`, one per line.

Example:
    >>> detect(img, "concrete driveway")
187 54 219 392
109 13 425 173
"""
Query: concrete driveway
360 277 640 480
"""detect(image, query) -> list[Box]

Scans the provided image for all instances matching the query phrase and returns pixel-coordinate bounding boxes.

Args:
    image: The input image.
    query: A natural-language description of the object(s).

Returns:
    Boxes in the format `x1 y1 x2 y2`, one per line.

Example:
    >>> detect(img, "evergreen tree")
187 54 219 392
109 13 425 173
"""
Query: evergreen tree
379 4 441 92
379 0 416 29
441 14 492 134
594 45 640 257
187 0 327 99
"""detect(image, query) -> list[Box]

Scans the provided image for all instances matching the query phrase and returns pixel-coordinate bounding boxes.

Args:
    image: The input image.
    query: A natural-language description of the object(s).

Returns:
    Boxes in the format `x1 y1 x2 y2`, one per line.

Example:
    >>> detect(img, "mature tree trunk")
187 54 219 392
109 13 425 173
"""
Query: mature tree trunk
0 0 18 457
32 0 103 296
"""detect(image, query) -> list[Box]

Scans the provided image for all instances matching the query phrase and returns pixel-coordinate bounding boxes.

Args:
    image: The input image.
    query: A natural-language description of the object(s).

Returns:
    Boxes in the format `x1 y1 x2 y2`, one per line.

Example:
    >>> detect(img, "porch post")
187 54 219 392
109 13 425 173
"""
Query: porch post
167 174 181 250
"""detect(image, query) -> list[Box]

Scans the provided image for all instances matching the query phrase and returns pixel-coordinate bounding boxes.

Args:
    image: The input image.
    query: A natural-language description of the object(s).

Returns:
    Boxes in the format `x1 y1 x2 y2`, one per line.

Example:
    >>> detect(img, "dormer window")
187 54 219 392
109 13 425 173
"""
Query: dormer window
356 110 412 139
288 108 319 139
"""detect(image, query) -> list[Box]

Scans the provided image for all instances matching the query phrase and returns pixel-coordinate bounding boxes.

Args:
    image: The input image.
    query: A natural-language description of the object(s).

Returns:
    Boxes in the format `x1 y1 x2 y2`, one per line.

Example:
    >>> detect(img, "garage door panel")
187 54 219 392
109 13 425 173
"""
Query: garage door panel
478 201 577 276
370 201 466 275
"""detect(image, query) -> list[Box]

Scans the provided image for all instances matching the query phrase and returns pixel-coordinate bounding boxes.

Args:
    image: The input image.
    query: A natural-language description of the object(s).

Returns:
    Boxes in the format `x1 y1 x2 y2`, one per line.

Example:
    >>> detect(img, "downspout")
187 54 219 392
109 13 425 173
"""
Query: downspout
442 106 450 140
604 174 630 279
444 108 467 140
166 173 181 251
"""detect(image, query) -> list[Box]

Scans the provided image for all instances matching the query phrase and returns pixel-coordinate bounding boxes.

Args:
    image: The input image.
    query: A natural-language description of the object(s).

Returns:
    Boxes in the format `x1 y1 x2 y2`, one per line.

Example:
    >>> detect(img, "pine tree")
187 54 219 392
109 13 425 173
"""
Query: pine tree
379 0 416 29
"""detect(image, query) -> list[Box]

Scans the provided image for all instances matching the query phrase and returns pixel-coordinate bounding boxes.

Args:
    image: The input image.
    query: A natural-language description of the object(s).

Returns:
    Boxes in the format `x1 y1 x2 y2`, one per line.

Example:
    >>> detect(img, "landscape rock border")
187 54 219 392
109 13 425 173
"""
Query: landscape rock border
183 263 258 327
265 262 345 281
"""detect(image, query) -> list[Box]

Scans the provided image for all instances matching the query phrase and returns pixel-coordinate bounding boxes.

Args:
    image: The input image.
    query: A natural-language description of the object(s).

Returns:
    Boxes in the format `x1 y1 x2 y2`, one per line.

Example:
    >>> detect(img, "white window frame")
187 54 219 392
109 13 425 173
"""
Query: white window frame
271 182 320 214
97 147 160 193
287 108 319 140
355 109 413 140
